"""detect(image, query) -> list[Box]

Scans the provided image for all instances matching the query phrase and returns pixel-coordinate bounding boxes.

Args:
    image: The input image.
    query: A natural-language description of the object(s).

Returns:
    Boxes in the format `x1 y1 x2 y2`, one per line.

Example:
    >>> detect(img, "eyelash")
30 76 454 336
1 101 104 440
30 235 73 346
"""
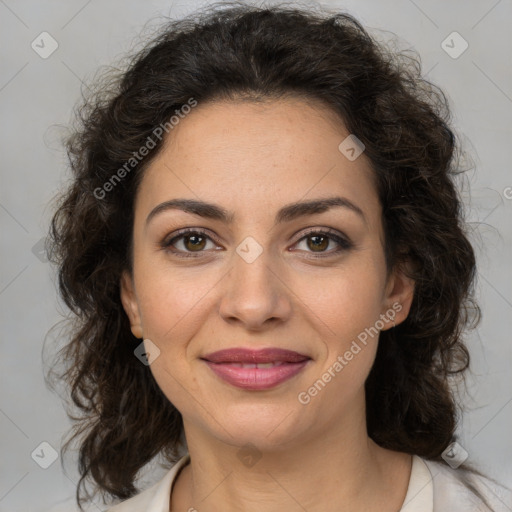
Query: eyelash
161 227 353 259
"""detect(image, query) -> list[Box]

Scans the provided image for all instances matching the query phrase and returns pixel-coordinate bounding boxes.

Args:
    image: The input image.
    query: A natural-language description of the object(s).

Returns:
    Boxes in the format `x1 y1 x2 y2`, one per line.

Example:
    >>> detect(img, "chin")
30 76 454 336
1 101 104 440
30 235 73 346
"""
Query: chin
216 402 307 449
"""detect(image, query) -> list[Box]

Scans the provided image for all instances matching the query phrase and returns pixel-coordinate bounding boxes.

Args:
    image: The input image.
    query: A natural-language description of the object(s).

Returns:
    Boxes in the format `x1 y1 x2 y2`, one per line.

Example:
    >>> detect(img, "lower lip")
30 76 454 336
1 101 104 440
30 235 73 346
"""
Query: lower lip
203 360 310 390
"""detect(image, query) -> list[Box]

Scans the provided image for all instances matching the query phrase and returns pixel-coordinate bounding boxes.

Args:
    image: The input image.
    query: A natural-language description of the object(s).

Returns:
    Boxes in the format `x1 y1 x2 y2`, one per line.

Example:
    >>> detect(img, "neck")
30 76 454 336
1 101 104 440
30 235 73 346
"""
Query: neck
171 413 412 512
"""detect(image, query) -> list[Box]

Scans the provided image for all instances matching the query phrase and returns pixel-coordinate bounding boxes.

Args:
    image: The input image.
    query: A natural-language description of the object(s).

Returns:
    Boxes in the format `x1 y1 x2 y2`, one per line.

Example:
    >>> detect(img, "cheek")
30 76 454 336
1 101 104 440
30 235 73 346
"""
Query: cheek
133 269 215 410
296 271 384 410
298 258 387 339
134 262 221 343
295 256 387 394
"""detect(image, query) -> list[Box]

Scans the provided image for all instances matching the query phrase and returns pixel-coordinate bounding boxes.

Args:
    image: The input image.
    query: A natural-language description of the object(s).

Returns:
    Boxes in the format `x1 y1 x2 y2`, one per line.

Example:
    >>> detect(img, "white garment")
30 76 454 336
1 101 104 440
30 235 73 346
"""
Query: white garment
106 453 512 511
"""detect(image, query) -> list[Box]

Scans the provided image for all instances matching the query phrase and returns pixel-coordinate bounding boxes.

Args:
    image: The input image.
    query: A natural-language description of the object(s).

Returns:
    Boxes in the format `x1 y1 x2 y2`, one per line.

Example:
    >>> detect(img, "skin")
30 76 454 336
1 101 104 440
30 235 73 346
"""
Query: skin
120 96 415 512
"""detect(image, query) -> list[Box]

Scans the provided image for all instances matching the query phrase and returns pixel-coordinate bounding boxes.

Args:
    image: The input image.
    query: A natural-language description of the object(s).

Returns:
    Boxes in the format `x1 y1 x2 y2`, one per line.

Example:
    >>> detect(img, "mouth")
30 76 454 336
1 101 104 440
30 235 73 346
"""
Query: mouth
201 347 310 364
201 348 311 390
211 361 291 368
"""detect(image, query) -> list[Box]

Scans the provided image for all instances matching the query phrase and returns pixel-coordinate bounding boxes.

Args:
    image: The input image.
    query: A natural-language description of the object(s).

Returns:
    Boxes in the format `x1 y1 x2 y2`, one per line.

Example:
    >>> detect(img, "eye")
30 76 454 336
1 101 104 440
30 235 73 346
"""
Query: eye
292 228 353 257
161 227 353 259
161 228 220 258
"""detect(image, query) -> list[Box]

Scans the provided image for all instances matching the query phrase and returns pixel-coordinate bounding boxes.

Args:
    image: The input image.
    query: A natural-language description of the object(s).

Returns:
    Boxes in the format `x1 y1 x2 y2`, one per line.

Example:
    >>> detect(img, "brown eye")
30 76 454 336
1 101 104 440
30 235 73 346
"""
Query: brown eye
182 233 207 251
162 229 219 258
162 227 352 259
293 229 353 257
306 234 330 252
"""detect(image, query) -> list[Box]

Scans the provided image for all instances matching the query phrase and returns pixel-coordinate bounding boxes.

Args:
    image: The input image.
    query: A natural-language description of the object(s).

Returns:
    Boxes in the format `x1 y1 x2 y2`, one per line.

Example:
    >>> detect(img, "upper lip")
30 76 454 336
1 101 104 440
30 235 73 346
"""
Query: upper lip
201 348 310 364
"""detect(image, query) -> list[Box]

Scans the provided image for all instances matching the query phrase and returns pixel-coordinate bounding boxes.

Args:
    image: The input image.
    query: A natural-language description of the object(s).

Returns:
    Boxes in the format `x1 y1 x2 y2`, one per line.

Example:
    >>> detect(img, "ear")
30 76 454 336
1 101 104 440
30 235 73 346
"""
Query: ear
380 261 415 331
120 270 143 339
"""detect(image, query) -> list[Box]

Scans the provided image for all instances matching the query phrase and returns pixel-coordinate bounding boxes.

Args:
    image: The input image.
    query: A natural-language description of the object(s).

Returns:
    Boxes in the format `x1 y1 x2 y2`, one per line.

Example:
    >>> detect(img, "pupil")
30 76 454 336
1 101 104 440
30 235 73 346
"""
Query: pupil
183 234 329 252
186 235 205 251
309 235 328 251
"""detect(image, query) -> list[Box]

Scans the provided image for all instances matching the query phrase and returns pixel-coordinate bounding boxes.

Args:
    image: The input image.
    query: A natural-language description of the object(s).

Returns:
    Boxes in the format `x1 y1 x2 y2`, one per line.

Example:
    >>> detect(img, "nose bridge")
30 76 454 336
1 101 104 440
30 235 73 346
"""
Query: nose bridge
219 236 291 328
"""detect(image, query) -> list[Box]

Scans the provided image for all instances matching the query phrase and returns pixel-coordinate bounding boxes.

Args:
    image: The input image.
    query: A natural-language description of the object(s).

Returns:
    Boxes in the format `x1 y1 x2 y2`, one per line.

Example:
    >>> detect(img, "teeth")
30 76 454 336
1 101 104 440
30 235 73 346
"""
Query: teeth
228 362 284 368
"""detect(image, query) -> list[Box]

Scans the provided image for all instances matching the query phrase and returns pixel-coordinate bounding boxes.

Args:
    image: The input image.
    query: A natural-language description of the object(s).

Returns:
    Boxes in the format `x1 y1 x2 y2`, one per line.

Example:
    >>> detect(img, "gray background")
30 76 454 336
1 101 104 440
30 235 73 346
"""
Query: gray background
1 0 511 510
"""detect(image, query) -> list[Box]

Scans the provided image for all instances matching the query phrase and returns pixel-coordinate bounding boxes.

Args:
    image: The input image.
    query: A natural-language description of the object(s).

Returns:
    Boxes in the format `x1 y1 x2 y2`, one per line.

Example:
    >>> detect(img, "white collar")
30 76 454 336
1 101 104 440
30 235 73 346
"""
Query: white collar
400 455 434 511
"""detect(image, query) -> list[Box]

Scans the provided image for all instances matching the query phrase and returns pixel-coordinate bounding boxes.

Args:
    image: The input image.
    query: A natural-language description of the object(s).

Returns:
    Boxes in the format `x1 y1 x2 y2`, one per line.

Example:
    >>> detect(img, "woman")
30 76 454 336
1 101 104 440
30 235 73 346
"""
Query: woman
46 2 512 511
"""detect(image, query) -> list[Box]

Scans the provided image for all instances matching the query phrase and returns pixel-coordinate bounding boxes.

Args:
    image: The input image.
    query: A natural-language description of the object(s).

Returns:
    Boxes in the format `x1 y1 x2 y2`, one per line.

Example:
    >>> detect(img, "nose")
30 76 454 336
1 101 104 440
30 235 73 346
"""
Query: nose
218 249 292 331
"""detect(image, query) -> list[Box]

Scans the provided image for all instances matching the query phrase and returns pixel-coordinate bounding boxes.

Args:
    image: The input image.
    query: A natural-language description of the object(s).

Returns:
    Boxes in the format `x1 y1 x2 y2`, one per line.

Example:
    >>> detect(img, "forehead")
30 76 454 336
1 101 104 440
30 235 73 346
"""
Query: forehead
135 97 380 226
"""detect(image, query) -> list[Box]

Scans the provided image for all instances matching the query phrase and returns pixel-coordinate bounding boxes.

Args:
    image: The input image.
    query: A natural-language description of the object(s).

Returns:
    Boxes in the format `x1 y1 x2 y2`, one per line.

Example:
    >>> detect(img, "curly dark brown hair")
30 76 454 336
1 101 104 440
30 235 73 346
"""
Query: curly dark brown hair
45 1 488 509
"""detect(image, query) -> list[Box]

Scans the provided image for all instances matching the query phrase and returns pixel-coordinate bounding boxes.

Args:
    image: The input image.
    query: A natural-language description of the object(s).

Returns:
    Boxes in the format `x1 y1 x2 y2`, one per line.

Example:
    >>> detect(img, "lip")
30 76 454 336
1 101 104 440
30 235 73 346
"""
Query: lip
202 348 310 364
201 348 311 390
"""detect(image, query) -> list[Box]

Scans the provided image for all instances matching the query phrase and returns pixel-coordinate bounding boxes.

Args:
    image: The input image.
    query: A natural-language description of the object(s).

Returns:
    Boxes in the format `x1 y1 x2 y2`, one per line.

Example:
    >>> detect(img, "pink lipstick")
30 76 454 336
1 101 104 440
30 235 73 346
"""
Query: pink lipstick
201 348 311 390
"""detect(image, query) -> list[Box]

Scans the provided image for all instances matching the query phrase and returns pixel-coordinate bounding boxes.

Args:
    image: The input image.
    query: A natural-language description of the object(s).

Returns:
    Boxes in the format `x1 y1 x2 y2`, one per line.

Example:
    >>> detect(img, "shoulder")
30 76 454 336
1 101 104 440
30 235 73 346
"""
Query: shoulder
106 481 159 512
420 457 512 512
105 454 191 512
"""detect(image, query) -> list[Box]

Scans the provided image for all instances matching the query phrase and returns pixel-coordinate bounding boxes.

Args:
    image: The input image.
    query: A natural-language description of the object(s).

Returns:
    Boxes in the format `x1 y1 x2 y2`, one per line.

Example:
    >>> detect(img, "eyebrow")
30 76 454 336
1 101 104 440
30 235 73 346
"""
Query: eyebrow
145 196 366 227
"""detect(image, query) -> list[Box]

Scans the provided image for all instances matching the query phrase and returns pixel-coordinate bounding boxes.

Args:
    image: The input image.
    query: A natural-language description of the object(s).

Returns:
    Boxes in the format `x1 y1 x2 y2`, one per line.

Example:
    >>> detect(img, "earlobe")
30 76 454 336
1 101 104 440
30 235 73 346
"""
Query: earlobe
120 270 143 339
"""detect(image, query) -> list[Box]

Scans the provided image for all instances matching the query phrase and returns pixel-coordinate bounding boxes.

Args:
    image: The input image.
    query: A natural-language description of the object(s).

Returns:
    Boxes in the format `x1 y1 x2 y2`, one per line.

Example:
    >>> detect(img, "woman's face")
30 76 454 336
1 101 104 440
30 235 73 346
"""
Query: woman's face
121 97 414 450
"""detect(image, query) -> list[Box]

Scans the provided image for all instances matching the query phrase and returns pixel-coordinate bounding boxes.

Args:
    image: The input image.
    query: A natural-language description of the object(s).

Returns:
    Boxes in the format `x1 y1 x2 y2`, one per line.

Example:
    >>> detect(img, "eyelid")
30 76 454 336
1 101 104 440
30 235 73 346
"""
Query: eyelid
290 227 353 256
162 227 220 246
161 226 353 257
294 226 351 245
